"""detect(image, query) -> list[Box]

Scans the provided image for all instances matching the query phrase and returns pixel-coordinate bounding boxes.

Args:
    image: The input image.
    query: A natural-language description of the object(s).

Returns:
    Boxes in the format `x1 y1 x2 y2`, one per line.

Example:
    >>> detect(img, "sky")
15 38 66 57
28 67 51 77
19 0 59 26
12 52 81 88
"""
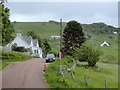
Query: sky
5 1 119 28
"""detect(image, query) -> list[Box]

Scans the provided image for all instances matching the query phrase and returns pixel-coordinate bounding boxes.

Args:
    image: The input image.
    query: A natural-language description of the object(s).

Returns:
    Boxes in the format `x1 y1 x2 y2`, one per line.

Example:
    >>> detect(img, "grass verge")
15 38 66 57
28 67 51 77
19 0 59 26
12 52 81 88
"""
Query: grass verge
45 57 118 88
0 51 33 70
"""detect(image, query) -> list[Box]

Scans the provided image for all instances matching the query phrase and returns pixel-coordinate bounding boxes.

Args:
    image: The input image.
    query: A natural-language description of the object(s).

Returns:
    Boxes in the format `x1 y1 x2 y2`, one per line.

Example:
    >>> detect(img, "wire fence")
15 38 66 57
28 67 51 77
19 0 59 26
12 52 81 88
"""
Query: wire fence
59 60 108 89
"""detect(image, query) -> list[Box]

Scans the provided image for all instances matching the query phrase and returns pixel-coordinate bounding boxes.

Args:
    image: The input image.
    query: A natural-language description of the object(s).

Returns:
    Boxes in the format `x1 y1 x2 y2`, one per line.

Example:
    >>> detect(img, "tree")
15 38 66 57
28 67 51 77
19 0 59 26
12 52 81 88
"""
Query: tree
63 20 86 55
75 44 102 67
1 5 14 46
27 31 42 47
42 39 51 55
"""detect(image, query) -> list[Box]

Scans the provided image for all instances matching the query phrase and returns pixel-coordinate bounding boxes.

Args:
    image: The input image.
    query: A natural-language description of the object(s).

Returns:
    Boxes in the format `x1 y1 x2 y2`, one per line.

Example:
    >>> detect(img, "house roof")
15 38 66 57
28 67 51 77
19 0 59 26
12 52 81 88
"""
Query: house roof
100 41 110 46
33 39 38 47
17 33 38 47
23 36 32 45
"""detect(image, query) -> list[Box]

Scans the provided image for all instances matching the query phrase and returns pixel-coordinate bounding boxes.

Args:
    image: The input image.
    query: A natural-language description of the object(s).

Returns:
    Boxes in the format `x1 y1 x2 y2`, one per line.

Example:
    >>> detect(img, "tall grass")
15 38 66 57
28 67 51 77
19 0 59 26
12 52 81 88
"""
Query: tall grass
2 51 32 61
45 58 118 88
0 51 32 70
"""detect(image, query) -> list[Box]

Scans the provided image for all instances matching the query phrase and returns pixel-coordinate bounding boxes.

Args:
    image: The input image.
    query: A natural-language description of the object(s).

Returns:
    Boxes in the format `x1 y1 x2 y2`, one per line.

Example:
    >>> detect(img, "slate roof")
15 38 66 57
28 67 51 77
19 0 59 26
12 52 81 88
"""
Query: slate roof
33 39 38 47
20 35 38 47
23 36 32 45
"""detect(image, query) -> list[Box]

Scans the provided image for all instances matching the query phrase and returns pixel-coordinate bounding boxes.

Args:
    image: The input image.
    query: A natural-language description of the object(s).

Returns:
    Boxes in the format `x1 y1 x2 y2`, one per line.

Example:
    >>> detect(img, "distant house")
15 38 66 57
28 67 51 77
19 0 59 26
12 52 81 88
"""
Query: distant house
6 33 42 58
50 36 61 40
113 31 118 35
100 41 110 47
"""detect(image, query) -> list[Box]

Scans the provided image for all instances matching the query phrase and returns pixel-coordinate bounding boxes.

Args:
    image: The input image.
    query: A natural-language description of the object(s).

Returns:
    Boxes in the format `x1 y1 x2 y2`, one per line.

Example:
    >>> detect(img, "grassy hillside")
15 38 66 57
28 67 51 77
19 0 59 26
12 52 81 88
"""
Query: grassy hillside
12 22 66 39
12 21 119 64
45 58 118 88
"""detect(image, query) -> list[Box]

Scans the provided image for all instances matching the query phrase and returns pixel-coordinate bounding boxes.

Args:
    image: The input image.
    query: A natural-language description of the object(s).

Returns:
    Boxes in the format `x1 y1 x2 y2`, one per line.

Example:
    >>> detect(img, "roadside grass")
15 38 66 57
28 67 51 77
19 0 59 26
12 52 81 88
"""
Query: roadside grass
0 51 33 70
45 58 118 88
0 61 8 70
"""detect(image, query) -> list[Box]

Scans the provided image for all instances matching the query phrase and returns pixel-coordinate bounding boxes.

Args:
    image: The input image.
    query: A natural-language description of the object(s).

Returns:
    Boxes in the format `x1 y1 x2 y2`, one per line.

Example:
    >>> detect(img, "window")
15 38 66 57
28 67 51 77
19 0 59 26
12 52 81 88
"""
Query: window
37 50 39 53
34 50 37 53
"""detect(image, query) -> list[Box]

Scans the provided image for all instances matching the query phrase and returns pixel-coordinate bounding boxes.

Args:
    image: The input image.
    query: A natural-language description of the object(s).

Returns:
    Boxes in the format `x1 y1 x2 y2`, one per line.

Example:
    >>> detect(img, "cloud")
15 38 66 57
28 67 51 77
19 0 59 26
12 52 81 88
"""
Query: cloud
88 14 118 26
10 13 57 22
9 0 119 2
7 2 118 27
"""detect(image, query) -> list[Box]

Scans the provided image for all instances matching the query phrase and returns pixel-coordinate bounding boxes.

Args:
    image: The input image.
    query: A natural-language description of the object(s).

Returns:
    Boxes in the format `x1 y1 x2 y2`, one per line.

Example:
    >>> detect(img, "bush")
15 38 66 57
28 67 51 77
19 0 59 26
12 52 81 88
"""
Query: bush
45 57 80 88
12 46 27 52
2 51 32 61
75 44 102 67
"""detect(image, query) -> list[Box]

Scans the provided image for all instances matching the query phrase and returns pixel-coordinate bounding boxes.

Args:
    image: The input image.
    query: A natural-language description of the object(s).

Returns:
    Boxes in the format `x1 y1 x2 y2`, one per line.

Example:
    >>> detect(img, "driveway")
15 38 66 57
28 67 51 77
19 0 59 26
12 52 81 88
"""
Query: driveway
2 58 49 88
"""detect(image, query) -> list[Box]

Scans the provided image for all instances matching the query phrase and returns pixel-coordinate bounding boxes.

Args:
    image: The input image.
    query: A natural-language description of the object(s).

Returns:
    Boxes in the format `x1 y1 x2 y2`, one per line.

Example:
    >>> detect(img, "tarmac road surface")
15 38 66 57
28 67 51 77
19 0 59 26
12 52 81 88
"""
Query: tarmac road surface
2 58 49 88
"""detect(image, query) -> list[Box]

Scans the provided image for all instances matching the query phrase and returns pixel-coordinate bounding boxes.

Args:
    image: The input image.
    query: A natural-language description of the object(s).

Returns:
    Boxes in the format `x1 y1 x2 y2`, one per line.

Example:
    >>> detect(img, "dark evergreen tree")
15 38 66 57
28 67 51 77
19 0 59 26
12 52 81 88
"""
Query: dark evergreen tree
63 20 86 55
1 5 14 46
42 39 51 55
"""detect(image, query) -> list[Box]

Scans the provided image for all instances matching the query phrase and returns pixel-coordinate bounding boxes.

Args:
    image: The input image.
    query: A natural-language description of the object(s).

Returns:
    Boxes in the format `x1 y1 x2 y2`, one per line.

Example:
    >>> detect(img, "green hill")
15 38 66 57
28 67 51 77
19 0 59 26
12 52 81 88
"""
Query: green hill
12 22 66 39
12 21 119 64
12 21 119 38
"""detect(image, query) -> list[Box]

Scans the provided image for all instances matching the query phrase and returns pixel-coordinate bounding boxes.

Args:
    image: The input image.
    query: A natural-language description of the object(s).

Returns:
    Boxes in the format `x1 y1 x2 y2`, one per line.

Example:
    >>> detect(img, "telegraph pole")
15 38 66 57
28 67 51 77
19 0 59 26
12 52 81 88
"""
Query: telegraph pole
59 18 62 60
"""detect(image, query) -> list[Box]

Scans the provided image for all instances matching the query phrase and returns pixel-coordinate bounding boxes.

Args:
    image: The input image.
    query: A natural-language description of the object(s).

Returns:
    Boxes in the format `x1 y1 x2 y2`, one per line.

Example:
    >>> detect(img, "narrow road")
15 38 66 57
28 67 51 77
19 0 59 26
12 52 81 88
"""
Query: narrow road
2 58 49 88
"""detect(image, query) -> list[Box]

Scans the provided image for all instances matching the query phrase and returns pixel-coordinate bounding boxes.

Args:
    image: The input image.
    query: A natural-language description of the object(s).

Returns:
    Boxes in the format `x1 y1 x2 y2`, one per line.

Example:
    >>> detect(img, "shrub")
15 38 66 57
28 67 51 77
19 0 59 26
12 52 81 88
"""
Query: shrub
12 46 27 52
75 44 102 67
2 51 32 61
45 57 80 88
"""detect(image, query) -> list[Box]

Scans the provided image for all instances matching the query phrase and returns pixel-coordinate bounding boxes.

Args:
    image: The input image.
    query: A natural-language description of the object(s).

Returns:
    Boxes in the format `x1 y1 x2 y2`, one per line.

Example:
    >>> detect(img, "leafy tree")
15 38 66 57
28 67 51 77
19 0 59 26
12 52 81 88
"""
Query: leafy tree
11 43 17 50
42 39 51 55
75 44 102 67
27 31 42 47
1 5 14 46
63 20 86 55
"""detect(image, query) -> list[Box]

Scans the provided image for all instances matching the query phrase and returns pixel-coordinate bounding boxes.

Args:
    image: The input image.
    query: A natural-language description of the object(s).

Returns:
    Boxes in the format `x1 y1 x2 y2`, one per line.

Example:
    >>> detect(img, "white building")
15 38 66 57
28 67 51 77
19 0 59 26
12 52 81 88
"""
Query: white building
6 33 42 58
113 31 118 35
51 36 61 40
100 41 110 47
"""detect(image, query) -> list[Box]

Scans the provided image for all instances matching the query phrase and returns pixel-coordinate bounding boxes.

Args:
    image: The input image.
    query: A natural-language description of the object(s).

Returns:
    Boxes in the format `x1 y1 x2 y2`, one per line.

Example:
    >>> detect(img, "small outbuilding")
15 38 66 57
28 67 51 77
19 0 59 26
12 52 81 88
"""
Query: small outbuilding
50 36 61 40
100 41 110 47
113 31 118 35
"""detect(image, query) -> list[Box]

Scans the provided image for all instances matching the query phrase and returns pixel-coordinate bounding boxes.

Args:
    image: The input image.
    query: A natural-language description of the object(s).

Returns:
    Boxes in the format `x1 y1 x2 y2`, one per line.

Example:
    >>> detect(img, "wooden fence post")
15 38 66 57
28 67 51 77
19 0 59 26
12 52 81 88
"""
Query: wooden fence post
65 65 68 75
84 75 88 86
71 72 75 80
59 64 64 77
105 80 107 90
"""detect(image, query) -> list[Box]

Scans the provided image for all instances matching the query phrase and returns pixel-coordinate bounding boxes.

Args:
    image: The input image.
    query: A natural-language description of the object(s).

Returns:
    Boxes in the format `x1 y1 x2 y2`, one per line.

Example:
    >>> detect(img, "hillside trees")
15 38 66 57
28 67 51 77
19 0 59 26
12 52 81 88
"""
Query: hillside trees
1 5 15 46
63 20 86 55
27 31 52 56
42 39 51 56
75 44 102 67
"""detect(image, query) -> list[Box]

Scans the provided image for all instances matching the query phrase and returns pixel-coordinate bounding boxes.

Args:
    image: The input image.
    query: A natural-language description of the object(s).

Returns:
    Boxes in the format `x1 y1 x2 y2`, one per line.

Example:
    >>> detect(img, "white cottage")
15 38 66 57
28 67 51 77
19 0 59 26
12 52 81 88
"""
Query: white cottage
6 33 42 58
50 36 61 40
100 41 110 47
113 31 118 35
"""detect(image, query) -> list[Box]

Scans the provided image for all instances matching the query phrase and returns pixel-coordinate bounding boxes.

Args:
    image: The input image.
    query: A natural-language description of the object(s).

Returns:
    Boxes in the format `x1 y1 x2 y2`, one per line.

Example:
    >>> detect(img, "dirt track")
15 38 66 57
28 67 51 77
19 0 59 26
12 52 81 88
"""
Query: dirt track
2 58 49 88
